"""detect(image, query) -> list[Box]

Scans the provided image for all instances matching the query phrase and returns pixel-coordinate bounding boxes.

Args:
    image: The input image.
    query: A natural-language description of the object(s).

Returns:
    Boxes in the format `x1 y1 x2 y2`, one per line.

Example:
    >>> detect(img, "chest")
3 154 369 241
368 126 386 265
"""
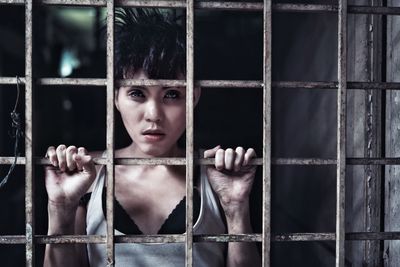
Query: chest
113 167 186 234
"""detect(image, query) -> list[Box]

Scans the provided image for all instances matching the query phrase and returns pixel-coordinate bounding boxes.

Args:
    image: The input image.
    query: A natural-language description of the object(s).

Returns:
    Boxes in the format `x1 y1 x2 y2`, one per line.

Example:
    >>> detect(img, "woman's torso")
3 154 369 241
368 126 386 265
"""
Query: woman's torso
86 164 226 267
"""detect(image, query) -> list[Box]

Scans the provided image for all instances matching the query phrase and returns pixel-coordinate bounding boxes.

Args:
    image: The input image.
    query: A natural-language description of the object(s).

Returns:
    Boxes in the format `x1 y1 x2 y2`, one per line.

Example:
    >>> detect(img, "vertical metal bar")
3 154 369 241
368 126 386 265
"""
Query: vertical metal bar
337 0 347 266
262 0 272 267
364 1 383 264
186 0 194 266
25 0 34 266
106 1 115 266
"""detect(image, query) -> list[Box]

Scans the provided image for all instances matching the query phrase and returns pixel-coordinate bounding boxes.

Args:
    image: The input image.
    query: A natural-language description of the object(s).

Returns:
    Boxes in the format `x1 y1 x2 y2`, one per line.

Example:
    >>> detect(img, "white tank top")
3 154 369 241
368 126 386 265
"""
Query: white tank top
86 165 226 267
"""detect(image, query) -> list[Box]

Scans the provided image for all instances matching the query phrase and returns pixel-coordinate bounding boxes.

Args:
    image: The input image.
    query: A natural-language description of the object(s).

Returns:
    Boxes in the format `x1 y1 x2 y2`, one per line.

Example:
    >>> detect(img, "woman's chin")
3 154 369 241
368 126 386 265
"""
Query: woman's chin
139 146 172 158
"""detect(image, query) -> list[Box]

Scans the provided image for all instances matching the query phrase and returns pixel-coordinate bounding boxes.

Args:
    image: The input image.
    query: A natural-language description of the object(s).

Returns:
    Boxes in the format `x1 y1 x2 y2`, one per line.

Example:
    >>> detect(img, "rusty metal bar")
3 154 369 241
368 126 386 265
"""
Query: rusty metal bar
5 232 400 245
105 0 115 266
336 0 347 266
1 0 400 15
6 157 400 166
262 0 272 266
37 235 106 244
38 78 106 86
118 79 186 87
185 0 195 266
24 0 35 266
4 77 400 90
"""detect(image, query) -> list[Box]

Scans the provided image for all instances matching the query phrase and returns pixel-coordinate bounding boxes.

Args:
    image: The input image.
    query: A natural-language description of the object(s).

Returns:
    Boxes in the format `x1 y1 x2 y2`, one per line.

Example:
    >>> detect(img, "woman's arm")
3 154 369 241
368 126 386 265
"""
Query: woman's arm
204 146 261 267
44 205 88 267
43 145 96 267
224 200 261 267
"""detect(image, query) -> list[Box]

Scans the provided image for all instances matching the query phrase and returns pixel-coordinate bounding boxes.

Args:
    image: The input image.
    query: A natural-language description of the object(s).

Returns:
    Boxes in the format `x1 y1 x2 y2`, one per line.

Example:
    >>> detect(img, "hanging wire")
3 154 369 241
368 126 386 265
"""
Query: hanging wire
0 76 24 189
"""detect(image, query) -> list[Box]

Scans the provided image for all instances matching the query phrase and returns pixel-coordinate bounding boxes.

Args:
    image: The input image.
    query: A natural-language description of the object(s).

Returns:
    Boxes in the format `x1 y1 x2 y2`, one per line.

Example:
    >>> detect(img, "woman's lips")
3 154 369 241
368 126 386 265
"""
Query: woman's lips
143 133 165 142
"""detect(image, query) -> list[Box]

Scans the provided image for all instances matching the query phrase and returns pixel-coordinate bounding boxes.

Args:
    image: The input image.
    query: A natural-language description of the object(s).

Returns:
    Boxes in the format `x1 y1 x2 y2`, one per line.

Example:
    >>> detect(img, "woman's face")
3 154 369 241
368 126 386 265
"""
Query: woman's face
115 69 200 157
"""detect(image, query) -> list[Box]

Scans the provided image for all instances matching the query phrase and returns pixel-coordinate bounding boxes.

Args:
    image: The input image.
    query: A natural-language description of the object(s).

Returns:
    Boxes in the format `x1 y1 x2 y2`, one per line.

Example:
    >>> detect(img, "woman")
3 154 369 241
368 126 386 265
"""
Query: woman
44 9 260 267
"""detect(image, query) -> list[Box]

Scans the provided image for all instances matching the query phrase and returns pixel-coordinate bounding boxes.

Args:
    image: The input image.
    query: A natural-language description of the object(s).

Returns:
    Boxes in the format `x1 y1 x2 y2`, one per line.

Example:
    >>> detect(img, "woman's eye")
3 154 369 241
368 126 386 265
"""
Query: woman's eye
128 89 145 98
164 90 181 99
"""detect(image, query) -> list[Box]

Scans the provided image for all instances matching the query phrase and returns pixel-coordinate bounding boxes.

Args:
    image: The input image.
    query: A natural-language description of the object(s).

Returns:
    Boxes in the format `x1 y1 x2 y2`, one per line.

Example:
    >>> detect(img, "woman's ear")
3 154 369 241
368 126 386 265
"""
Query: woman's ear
194 86 201 107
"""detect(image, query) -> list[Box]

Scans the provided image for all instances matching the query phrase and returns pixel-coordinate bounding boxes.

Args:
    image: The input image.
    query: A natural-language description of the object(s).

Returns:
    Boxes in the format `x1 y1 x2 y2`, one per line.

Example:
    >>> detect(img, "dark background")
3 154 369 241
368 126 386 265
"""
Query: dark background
0 0 339 266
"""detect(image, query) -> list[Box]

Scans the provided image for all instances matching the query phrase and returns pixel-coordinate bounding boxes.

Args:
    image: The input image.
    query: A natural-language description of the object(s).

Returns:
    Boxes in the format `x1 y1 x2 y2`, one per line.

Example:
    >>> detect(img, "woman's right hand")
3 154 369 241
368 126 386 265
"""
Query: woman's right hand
45 145 96 209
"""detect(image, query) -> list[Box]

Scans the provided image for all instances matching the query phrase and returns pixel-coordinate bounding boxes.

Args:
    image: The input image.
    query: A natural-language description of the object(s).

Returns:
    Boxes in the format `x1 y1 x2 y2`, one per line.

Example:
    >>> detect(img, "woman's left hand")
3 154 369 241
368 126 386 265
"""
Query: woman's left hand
204 145 257 217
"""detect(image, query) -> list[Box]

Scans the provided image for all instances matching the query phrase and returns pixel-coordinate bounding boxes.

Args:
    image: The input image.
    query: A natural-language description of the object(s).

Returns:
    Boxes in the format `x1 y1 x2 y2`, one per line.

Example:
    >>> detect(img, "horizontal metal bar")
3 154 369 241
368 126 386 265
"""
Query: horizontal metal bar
346 232 400 240
36 235 105 244
3 157 400 166
115 235 185 243
3 78 400 90
273 233 335 242
2 232 400 244
118 79 186 87
346 158 400 165
0 235 26 244
195 234 262 242
1 1 399 15
39 78 106 86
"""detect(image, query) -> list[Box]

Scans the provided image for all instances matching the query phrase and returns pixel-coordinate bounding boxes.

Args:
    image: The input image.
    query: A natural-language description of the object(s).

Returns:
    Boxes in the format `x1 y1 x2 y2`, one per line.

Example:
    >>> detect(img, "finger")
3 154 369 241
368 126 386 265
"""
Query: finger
215 149 225 171
66 146 77 171
74 154 96 180
243 148 256 166
203 145 221 158
46 146 58 167
234 147 245 171
75 147 88 171
56 145 67 171
224 148 235 171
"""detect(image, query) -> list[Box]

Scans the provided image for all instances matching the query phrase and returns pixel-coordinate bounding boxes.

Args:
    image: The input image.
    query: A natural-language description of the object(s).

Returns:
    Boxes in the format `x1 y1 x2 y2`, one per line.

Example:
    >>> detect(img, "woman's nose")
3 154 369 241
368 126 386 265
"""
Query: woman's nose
144 100 163 122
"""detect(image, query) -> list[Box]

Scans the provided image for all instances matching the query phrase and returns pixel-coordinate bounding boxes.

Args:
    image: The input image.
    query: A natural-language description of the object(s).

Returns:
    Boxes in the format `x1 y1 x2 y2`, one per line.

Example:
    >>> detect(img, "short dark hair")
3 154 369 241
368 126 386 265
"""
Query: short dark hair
114 8 186 79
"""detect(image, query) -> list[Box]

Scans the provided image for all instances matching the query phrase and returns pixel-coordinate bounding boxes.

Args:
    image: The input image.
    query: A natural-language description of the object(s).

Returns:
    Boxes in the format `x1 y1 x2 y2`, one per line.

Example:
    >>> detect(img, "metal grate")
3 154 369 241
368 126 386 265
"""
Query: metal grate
0 0 399 267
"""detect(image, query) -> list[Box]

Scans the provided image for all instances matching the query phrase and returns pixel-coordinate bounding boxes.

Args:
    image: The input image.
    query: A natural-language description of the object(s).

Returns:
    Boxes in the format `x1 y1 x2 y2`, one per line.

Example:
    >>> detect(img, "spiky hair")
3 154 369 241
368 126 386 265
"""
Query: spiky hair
114 9 186 79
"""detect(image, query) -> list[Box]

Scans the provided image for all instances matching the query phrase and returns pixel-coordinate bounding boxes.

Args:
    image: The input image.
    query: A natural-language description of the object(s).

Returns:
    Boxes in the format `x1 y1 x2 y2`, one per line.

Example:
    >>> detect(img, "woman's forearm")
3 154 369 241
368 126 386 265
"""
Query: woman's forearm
44 204 82 267
224 200 261 267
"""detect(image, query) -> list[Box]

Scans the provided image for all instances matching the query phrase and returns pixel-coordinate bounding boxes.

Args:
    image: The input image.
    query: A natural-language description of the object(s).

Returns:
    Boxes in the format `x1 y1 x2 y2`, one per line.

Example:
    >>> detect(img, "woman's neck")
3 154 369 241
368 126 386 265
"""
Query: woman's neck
118 143 185 158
